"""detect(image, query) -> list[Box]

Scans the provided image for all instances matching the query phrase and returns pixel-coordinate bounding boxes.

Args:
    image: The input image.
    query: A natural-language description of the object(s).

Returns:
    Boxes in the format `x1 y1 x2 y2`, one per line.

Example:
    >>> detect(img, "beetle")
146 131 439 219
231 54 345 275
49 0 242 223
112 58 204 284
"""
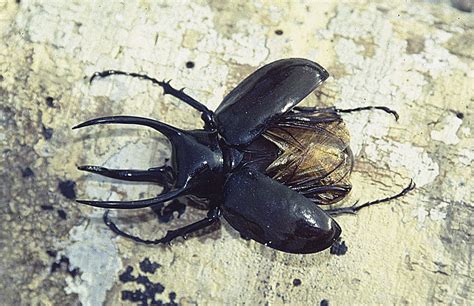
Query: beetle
74 58 415 254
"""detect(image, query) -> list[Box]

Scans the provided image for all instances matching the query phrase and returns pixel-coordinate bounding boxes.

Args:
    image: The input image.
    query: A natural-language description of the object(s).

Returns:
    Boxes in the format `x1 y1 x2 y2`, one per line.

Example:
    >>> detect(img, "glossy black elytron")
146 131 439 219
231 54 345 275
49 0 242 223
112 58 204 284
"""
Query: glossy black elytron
74 58 415 254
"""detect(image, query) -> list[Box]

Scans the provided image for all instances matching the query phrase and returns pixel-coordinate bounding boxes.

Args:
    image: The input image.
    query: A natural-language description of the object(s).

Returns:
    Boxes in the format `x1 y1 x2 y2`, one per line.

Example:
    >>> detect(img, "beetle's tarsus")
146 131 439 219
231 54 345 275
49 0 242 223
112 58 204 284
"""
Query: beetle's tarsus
102 208 220 245
326 180 415 216
336 106 399 121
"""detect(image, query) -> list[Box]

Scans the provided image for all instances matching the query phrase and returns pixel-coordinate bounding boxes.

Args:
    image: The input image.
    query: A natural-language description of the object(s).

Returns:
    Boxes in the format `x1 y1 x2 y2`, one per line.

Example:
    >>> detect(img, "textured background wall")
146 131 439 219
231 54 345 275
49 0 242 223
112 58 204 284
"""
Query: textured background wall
1 0 472 305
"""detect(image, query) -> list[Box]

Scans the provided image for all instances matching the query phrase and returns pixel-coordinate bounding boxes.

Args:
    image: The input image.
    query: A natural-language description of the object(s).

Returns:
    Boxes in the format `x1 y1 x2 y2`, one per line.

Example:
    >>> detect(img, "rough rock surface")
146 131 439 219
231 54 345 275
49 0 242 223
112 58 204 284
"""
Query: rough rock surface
1 1 472 305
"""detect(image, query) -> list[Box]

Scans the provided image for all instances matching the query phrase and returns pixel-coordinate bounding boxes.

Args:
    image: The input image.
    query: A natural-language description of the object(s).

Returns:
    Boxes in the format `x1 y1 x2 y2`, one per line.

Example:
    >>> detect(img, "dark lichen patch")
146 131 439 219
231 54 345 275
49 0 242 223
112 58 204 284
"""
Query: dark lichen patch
140 258 162 274
57 209 67 220
46 250 57 257
330 239 347 256
41 205 54 210
119 264 177 305
119 266 135 283
275 29 283 35
42 124 54 140
51 255 80 278
45 96 55 107
292 278 302 286
0 74 4 82
153 200 186 223
406 35 425 54
185 61 195 69
320 299 329 306
58 180 76 199
169 292 177 303
21 167 34 178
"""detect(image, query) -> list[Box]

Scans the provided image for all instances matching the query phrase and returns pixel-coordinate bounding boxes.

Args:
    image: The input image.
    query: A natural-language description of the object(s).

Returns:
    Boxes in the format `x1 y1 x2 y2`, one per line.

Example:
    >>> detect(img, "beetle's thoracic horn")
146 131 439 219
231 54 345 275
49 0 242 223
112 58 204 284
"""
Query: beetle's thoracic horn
73 115 189 209
72 115 184 139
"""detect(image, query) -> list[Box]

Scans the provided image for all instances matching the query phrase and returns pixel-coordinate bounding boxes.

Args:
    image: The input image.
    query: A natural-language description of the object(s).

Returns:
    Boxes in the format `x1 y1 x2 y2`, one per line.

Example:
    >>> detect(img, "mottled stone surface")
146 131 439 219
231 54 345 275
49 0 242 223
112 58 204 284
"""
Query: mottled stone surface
1 1 472 305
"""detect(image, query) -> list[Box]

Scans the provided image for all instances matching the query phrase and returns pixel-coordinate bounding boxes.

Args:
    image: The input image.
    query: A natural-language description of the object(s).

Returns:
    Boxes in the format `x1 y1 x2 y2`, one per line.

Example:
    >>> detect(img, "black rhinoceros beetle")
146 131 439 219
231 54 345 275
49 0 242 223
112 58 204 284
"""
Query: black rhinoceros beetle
74 58 414 254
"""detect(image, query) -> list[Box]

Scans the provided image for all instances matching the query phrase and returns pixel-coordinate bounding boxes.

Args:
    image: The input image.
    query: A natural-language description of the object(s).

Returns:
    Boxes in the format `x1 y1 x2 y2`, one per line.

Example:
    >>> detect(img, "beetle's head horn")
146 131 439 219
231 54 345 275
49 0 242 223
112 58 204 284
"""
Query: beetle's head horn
74 116 222 205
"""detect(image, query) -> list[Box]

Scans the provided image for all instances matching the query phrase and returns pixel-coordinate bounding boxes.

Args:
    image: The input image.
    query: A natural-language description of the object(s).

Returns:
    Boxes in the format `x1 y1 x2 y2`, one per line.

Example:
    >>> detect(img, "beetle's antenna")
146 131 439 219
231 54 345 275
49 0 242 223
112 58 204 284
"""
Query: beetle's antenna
89 70 216 130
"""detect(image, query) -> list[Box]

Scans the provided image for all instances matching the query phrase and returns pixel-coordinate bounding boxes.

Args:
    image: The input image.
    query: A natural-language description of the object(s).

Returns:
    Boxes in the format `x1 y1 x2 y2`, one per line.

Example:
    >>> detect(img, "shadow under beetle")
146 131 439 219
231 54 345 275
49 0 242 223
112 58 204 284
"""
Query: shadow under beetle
74 58 415 254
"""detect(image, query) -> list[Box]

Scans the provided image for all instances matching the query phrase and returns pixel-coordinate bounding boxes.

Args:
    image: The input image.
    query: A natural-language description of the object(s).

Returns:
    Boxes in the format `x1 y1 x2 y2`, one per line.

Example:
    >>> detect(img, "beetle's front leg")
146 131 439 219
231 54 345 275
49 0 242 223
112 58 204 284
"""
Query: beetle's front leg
89 70 216 130
103 207 221 245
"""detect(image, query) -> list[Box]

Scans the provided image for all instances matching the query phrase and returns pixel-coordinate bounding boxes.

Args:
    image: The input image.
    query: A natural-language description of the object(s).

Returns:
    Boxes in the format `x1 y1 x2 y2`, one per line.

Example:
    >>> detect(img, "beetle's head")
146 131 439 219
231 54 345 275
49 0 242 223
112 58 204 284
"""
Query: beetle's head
168 129 224 197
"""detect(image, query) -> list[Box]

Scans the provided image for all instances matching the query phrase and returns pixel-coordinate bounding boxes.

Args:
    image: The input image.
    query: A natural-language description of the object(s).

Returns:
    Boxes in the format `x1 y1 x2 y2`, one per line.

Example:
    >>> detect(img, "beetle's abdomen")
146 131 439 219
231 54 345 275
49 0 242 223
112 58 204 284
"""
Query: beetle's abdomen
222 168 341 254
263 109 354 204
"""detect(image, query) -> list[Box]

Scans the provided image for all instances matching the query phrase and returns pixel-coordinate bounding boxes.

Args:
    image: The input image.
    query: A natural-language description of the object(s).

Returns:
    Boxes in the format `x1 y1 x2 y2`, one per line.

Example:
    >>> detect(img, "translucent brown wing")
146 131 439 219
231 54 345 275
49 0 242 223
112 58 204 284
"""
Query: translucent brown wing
263 109 353 204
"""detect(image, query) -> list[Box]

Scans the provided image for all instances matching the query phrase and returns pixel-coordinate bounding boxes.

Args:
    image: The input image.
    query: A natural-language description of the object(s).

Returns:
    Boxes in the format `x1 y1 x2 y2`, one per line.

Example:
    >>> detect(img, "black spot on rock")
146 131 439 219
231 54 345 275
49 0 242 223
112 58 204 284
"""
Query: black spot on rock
46 96 55 107
42 124 53 140
119 266 136 283
186 61 195 69
292 278 302 286
275 29 283 35
140 258 161 274
58 180 76 199
41 205 54 211
455 111 464 119
21 167 34 178
51 255 80 278
320 299 329 306
120 263 177 305
57 209 67 220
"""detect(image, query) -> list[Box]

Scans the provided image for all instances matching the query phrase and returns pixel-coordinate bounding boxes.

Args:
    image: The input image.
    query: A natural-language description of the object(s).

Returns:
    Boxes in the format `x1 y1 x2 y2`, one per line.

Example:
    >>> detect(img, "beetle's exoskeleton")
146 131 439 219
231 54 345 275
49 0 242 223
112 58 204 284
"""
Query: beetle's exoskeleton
74 58 414 254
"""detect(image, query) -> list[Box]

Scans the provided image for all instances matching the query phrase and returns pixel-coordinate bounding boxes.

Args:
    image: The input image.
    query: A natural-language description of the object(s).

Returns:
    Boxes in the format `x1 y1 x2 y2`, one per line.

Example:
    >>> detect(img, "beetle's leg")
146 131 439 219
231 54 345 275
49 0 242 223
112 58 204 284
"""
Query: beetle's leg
77 165 174 186
89 70 216 130
293 106 337 113
326 180 415 216
294 105 399 121
103 207 220 245
336 106 399 121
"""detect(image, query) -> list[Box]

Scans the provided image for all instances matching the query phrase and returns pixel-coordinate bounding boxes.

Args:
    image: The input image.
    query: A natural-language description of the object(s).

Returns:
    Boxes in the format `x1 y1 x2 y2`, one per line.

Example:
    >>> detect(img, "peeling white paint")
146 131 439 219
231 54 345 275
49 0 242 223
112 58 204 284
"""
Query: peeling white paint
430 114 462 145
321 6 427 155
365 140 439 187
457 148 473 166
64 213 122 306
412 205 428 224
430 203 448 221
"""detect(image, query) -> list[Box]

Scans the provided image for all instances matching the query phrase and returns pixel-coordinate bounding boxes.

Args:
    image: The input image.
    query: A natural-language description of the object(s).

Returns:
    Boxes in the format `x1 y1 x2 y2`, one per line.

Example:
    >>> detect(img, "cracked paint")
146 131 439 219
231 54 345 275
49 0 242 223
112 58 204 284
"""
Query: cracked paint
430 113 463 145
365 140 440 187
64 213 122 306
